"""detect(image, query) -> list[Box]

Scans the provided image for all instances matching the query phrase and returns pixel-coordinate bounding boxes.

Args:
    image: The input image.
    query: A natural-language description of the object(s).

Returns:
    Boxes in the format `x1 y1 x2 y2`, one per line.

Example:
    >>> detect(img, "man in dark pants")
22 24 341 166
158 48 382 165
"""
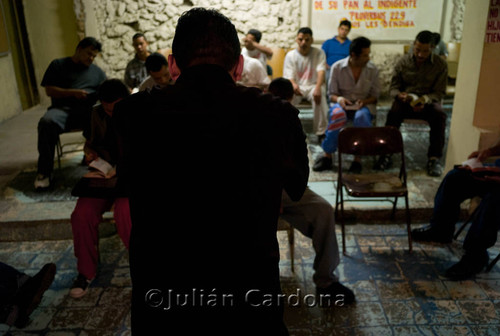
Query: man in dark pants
35 37 106 190
375 30 448 176
412 140 500 279
114 8 309 335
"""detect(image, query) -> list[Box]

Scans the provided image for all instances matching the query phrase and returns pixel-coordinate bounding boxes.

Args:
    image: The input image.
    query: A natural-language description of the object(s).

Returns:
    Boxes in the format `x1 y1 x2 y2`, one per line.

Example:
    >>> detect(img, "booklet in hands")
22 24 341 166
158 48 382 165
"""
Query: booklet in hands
85 158 115 178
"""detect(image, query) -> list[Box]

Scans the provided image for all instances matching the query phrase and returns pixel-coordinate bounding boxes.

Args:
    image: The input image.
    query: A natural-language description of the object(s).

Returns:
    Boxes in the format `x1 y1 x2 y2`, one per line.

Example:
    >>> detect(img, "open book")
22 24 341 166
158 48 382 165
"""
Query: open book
459 158 500 183
84 158 115 178
461 158 484 169
410 95 426 107
344 102 361 111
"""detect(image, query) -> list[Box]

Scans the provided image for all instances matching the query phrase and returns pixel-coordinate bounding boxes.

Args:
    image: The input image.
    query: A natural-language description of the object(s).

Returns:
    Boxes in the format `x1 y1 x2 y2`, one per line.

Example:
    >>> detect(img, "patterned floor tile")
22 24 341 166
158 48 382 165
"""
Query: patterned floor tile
412 280 451 299
419 300 467 325
3 219 500 335
444 281 489 300
381 299 427 325
457 300 500 324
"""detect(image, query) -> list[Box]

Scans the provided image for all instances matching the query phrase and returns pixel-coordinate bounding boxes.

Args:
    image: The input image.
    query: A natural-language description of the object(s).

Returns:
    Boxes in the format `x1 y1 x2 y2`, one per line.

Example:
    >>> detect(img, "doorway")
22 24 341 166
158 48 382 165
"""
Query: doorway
1 0 39 110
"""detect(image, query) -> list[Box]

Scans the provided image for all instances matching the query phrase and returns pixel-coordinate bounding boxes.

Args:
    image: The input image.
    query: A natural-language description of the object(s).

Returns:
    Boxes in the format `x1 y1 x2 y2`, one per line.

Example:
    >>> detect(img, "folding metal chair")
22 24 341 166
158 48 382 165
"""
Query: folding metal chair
335 126 412 255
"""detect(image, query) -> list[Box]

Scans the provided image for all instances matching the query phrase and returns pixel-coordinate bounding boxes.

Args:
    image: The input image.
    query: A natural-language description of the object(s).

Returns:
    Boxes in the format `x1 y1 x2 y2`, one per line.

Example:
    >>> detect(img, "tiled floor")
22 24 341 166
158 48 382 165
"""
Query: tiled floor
2 224 500 335
279 225 500 336
3 101 500 335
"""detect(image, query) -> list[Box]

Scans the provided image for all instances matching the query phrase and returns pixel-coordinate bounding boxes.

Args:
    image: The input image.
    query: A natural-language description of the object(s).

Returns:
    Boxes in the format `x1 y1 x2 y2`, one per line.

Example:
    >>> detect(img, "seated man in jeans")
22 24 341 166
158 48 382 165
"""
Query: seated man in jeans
313 36 380 173
35 37 106 190
69 79 132 298
412 138 500 279
375 30 448 176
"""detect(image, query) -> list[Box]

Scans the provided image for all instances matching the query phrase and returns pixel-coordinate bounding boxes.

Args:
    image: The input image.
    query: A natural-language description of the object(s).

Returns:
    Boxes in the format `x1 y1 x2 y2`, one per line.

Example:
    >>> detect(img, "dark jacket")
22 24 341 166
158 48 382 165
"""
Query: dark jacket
114 64 309 335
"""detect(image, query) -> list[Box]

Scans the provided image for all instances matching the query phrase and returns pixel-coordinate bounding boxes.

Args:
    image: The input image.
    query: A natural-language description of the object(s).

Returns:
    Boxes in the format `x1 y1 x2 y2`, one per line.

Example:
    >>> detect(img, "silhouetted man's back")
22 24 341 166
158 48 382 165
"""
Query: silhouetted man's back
114 8 309 335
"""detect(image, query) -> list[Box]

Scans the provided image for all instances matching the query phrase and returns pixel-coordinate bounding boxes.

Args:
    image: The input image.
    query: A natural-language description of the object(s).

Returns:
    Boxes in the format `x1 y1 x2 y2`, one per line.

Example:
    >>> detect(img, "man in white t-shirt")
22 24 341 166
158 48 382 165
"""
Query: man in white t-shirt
283 27 328 136
241 29 273 75
238 54 271 89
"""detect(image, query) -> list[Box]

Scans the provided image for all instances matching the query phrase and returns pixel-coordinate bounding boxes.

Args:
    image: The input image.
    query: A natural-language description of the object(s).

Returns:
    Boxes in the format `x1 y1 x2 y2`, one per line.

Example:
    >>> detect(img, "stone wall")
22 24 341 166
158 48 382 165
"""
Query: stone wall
81 0 465 98
89 0 301 79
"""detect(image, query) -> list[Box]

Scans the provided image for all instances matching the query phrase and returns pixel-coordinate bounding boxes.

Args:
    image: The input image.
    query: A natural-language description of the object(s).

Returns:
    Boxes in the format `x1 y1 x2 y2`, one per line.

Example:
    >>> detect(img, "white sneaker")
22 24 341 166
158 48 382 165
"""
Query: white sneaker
34 174 50 189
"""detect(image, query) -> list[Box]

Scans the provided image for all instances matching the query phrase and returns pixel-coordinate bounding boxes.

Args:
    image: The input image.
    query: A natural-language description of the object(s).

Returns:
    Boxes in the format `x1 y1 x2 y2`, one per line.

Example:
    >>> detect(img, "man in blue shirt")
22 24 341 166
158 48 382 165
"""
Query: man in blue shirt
321 20 352 85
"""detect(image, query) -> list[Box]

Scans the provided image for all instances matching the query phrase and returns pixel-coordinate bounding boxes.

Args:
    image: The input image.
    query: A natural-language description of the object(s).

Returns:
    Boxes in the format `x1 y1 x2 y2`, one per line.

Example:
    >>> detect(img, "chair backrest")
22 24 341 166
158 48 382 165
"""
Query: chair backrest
266 48 286 78
338 126 404 156
447 42 460 62
266 47 294 79
446 42 460 79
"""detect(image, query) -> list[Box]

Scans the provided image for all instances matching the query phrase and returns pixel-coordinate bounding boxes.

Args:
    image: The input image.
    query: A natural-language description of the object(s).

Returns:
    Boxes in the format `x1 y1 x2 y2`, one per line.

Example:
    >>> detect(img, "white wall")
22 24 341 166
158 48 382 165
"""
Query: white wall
444 0 490 172
0 54 22 122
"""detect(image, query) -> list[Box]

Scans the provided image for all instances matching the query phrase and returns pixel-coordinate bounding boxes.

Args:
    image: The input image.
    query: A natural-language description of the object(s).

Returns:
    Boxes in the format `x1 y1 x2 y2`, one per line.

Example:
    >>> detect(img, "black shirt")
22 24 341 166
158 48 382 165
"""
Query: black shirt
114 64 308 335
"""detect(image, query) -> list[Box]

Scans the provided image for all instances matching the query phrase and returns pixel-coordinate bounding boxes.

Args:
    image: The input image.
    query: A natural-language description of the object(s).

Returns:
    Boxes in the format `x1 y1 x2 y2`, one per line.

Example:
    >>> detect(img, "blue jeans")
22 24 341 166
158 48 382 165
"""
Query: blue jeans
321 104 372 154
431 168 500 254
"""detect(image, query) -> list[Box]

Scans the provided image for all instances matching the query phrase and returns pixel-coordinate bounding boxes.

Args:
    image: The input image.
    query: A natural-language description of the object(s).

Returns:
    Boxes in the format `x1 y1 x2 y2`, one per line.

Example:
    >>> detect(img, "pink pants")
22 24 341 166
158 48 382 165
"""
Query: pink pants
71 197 131 280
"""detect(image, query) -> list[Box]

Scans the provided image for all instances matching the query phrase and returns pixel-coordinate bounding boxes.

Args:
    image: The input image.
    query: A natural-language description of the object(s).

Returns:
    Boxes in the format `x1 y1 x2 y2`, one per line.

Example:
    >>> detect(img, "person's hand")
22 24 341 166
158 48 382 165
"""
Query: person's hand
84 150 98 164
292 82 302 96
356 99 365 108
313 86 322 105
72 89 89 99
468 148 492 162
337 97 352 109
243 36 255 49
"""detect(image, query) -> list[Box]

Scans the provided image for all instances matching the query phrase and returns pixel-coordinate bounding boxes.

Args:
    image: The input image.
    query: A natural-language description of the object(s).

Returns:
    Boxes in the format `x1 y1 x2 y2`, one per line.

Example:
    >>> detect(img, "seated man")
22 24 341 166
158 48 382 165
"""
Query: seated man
412 138 500 279
69 79 132 298
321 19 352 87
283 27 328 137
138 52 172 91
35 37 106 190
408 32 448 60
238 54 271 89
268 77 355 305
313 36 380 173
0 262 56 328
242 29 274 75
375 30 448 177
124 32 151 92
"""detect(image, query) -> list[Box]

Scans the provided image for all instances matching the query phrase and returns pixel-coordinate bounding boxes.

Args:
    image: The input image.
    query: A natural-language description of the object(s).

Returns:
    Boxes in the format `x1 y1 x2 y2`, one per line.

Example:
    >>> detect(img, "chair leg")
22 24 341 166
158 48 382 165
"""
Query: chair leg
453 207 479 240
405 195 412 253
339 188 346 256
486 253 500 272
453 222 469 240
56 135 62 170
288 227 295 273
391 196 398 220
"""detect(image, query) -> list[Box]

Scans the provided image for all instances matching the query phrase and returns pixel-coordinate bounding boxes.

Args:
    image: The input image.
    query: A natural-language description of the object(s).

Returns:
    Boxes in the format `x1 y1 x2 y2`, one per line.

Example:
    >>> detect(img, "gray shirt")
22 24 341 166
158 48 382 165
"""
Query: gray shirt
124 55 148 90
328 56 380 114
